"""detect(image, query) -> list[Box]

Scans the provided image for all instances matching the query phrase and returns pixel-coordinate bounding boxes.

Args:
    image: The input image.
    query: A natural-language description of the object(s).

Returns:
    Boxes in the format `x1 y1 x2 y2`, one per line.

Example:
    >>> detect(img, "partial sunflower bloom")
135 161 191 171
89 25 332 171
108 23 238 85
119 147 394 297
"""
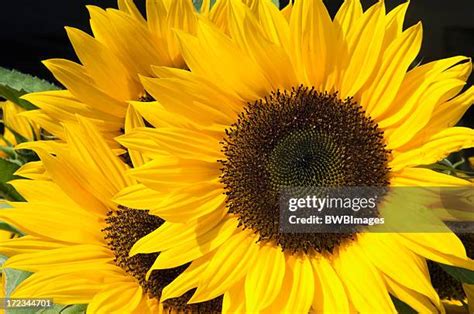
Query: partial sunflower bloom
430 235 473 313
21 0 205 167
0 117 224 313
116 0 474 312
20 0 256 168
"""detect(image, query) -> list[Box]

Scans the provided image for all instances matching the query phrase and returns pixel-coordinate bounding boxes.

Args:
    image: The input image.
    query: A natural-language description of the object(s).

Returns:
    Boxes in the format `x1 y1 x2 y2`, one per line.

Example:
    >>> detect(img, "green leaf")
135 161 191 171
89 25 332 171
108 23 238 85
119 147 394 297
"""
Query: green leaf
391 296 417 314
0 67 58 94
193 0 203 10
0 222 22 235
0 184 24 202
4 268 32 298
272 0 280 8
192 0 216 11
54 304 87 314
0 85 36 110
0 67 59 111
440 263 474 284
0 254 7 267
0 159 24 201
0 159 19 183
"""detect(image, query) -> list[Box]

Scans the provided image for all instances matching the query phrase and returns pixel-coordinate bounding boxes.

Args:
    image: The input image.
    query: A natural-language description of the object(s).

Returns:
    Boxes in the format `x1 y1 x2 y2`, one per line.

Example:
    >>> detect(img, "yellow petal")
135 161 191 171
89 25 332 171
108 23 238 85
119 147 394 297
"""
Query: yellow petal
426 85 474 135
334 0 363 39
118 0 145 24
146 216 238 270
13 161 48 180
128 157 221 192
148 184 226 222
65 26 138 100
9 179 79 207
223 278 246 314
386 79 466 149
87 282 144 314
364 23 422 119
333 242 396 312
391 167 473 186
42 59 126 118
359 234 442 310
397 232 474 270
164 0 198 67
383 1 410 46
390 127 474 171
256 0 290 50
261 254 314 313
113 184 162 210
102 8 168 75
245 245 286 312
160 253 213 301
384 275 440 313
189 230 258 303
18 110 66 142
228 2 296 90
302 0 335 89
282 255 314 313
4 244 113 273
121 127 222 162
139 74 238 126
63 117 134 202
31 150 108 216
311 256 351 313
177 19 270 100
130 207 226 256
0 236 65 257
0 204 103 244
379 56 470 129
11 269 118 305
339 2 386 98
124 105 149 167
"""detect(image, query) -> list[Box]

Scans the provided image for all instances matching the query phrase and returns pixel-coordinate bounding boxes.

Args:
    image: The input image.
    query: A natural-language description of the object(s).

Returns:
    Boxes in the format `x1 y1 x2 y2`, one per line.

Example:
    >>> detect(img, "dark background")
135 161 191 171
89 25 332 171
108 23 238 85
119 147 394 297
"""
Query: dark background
0 0 473 131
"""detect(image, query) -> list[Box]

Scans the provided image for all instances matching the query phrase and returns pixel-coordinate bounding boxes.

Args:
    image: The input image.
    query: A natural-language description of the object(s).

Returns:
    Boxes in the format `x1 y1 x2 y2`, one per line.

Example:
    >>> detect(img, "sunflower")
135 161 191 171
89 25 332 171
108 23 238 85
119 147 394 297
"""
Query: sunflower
0 117 225 313
115 0 474 312
429 234 474 314
18 0 205 167
20 0 258 167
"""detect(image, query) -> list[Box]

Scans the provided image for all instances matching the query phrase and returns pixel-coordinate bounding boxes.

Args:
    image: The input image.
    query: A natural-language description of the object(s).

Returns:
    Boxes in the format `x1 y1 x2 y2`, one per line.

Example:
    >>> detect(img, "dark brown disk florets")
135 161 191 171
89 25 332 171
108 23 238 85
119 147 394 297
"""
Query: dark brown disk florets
103 206 222 313
428 232 473 301
220 86 391 254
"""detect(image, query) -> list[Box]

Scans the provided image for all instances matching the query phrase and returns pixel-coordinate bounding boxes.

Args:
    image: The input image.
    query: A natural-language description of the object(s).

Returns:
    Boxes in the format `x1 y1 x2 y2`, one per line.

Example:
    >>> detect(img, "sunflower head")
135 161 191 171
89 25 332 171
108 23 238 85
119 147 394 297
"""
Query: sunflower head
219 85 391 253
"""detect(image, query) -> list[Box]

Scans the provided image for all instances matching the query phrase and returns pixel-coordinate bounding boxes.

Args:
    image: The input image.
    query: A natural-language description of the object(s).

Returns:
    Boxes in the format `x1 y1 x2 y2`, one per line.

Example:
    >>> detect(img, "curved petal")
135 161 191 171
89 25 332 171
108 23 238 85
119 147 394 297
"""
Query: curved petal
390 127 474 171
397 232 474 271
384 275 440 313
391 168 473 186
333 242 396 312
223 278 246 314
188 229 259 303
146 216 238 271
87 282 144 314
245 245 286 312
311 256 351 313
4 244 114 273
359 234 442 310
